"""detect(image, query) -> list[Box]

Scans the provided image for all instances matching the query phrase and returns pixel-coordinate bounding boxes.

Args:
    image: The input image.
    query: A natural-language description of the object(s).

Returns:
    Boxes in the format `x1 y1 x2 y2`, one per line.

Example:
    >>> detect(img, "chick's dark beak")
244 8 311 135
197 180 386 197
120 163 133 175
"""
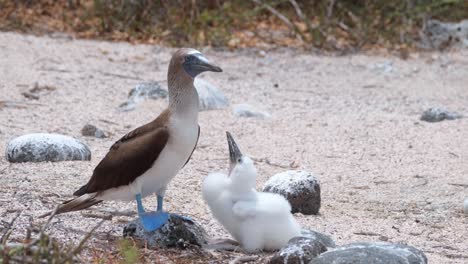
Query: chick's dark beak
226 131 242 165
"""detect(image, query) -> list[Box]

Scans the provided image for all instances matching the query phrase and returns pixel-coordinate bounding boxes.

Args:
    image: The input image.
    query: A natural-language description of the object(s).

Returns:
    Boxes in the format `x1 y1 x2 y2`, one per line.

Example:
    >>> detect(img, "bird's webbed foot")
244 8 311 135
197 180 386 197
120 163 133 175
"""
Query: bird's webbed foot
138 211 170 232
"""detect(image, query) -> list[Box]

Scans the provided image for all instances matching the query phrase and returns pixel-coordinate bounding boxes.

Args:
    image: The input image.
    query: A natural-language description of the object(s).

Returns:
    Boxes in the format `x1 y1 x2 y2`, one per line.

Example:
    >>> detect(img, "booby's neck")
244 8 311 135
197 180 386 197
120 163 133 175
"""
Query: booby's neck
167 69 199 118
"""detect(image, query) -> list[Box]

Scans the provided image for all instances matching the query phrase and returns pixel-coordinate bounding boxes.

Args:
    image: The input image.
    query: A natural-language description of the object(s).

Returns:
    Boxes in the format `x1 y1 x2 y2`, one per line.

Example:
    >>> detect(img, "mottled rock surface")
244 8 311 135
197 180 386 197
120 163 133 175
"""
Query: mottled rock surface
263 170 321 215
6 133 91 163
420 107 463 122
194 78 229 111
81 124 106 138
422 19 468 49
233 103 270 119
123 215 208 249
311 242 427 264
269 230 335 264
119 81 167 111
300 229 336 248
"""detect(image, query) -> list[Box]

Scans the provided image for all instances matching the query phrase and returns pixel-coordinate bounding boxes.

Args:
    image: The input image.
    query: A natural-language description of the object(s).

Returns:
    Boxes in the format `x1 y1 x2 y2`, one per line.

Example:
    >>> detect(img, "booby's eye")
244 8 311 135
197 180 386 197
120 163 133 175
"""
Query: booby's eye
184 55 197 64
237 158 242 163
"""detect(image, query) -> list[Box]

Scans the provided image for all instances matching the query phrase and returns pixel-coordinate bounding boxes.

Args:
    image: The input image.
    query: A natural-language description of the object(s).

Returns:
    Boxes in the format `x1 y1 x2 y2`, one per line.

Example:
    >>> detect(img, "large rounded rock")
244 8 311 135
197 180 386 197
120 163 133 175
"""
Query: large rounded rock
269 230 335 264
269 237 327 264
194 78 229 111
118 82 168 111
311 242 427 264
123 215 208 249
300 229 336 248
263 170 321 215
6 133 91 163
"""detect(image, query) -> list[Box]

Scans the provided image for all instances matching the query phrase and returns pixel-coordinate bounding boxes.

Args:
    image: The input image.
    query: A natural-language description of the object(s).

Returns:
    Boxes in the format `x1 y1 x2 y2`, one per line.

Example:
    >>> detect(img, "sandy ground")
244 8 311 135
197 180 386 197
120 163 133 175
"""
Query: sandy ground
0 32 467 263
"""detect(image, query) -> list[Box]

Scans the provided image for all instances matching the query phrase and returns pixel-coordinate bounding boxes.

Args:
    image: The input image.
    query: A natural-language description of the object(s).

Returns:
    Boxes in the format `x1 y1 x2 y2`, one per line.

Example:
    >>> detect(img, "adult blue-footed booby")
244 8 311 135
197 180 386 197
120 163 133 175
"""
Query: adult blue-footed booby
48 48 222 232
202 132 301 252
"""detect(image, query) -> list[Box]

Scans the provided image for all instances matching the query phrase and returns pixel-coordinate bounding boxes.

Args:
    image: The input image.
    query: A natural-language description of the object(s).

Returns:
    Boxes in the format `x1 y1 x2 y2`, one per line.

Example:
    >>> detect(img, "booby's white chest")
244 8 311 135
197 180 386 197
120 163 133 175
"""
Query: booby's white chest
99 114 199 201
138 115 198 197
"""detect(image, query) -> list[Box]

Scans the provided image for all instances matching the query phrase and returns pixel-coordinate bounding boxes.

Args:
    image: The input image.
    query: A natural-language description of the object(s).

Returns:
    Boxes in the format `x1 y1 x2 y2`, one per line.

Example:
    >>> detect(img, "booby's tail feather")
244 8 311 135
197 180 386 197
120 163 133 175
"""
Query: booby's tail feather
39 193 102 218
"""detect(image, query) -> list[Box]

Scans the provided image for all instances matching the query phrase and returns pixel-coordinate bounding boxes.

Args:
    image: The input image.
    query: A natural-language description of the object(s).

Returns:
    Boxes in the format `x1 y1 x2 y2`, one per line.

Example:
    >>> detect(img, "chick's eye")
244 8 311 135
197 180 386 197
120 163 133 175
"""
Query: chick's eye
237 158 242 163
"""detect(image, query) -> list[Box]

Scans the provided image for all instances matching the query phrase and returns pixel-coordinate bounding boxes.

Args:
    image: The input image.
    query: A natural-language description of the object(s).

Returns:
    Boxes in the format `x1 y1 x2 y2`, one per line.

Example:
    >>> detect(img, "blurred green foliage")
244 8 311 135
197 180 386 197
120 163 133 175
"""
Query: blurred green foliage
1 0 467 49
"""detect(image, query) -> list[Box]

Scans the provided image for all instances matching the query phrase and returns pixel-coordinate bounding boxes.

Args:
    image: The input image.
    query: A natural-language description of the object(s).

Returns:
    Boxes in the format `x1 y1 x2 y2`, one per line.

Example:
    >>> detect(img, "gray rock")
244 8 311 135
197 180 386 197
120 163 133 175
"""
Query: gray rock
310 242 427 264
195 78 229 111
269 230 335 264
119 82 167 111
123 215 208 249
81 124 106 138
6 133 91 163
420 107 463 122
263 170 321 215
371 60 393 74
233 103 270 119
269 237 327 264
300 229 336 248
422 19 468 49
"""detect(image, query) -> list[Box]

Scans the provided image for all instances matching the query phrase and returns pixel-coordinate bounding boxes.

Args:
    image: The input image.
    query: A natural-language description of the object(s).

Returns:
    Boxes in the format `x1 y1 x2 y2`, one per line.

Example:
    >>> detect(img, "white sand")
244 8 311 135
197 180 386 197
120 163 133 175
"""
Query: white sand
0 32 467 263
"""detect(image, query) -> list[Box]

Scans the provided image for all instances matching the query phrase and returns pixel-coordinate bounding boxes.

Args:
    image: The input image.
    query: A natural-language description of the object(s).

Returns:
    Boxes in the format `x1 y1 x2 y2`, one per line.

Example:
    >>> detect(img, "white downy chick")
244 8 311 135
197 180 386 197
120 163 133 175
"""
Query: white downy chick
202 132 301 252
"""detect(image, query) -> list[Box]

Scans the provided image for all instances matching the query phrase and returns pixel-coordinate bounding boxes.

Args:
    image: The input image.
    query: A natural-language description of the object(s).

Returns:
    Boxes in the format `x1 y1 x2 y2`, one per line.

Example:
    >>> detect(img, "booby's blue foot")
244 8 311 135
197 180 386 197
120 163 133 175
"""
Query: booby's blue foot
136 193 170 232
134 193 192 231
139 211 170 232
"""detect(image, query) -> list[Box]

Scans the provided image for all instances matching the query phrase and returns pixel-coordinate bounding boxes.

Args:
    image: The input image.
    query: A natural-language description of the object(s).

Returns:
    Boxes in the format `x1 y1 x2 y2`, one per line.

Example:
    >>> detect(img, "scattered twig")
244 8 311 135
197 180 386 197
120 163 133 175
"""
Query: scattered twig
443 253 468 259
81 211 113 220
412 175 428 188
99 119 119 125
0 101 26 110
353 231 382 237
0 165 10 175
38 67 71 73
1 211 21 244
205 238 240 251
95 208 135 217
68 219 105 257
21 92 40 100
97 70 142 80
327 0 337 19
229 255 258 264
250 0 305 42
27 206 59 247
289 0 321 43
251 157 290 169
448 183 468 188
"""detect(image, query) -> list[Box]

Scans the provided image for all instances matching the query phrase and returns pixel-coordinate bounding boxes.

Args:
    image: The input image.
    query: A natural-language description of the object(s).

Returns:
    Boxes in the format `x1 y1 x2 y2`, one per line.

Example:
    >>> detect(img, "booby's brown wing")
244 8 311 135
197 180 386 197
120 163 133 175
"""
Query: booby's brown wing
74 110 170 196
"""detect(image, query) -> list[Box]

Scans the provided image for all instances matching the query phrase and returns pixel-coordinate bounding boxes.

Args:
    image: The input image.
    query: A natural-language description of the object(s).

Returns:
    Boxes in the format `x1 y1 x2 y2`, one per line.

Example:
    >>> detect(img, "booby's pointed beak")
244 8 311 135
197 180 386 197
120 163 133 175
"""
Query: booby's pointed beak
226 131 242 165
195 57 222 73
183 53 222 77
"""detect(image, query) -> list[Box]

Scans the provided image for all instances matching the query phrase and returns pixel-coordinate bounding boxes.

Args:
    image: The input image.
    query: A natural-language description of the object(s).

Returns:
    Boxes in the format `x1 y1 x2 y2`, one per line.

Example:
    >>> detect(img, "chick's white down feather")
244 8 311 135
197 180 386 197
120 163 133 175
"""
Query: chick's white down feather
202 157 301 252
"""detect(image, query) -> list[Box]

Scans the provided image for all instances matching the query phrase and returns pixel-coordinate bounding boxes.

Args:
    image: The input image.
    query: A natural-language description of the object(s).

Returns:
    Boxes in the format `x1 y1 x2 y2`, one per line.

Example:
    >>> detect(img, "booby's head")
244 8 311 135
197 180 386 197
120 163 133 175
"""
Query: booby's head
226 132 257 191
169 48 222 79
